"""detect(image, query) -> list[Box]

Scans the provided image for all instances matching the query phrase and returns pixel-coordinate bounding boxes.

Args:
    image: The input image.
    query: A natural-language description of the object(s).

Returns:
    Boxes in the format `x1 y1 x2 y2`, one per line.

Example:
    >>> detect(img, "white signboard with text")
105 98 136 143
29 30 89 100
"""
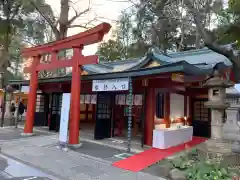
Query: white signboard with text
59 93 71 144
92 78 129 92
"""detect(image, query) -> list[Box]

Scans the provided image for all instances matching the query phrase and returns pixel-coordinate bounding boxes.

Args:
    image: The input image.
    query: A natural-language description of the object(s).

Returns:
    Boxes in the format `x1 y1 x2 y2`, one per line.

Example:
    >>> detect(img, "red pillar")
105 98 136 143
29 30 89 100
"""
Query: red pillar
69 47 82 145
164 92 170 128
144 88 155 146
24 56 40 134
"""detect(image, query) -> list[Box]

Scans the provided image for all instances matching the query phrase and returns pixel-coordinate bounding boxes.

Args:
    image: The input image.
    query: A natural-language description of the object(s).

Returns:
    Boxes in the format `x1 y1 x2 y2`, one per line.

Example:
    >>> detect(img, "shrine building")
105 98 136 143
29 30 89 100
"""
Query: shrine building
9 45 236 147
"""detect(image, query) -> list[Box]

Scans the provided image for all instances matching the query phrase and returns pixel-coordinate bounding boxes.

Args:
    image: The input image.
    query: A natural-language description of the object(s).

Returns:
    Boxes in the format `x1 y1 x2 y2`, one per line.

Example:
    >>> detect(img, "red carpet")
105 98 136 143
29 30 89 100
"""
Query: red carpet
112 136 207 172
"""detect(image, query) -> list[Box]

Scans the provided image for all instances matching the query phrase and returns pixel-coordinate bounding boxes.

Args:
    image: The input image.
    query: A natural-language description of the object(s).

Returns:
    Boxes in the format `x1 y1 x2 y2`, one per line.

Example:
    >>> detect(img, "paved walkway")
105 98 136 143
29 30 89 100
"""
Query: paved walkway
0 128 165 180
22 125 150 153
0 154 59 180
0 126 52 141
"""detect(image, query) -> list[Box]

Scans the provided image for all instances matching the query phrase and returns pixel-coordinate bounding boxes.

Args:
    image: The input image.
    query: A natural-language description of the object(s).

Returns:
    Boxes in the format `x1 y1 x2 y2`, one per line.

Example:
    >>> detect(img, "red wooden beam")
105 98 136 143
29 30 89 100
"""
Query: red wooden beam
148 79 185 88
24 55 98 73
157 87 207 97
22 23 111 57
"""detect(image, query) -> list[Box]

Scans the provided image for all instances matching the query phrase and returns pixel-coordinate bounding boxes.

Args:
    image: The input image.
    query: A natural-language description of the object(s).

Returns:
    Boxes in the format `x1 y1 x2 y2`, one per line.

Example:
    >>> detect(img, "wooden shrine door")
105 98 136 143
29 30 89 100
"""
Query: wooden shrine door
192 98 211 137
94 93 113 140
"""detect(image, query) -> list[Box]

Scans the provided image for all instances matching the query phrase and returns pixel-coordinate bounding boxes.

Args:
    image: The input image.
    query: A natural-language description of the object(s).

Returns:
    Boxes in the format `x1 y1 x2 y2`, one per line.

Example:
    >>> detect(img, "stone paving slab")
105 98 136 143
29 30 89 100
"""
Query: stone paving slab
1 134 166 180
0 127 52 142
80 131 148 153
72 140 132 162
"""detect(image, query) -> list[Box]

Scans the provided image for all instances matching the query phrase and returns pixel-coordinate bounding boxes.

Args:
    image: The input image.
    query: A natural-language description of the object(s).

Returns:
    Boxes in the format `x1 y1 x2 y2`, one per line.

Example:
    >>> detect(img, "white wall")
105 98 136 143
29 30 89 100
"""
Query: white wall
170 93 185 118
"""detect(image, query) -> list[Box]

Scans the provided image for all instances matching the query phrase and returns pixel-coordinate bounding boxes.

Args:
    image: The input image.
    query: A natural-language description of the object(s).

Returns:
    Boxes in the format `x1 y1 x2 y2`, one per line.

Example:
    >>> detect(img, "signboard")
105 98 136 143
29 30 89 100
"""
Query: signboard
21 86 30 93
92 78 129 92
59 93 71 144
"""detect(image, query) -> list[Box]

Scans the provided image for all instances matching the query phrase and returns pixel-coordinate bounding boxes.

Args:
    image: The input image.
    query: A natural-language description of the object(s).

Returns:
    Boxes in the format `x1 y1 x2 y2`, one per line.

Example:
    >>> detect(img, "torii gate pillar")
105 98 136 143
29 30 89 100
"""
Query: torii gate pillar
21 23 111 146
23 56 40 135
69 47 82 145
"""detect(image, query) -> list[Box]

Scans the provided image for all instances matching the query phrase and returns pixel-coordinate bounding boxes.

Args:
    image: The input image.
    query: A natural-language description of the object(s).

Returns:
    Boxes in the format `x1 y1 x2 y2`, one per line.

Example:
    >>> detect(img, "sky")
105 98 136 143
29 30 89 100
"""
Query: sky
45 0 132 55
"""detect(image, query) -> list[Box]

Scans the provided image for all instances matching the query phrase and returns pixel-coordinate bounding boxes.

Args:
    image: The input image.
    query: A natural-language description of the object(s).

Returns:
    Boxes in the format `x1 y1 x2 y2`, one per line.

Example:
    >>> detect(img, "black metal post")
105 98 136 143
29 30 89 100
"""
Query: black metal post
127 77 133 152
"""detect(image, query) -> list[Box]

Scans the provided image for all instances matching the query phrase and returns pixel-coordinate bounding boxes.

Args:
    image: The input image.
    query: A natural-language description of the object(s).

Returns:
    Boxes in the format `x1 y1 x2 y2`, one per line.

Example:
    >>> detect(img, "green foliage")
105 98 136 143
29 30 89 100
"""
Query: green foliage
168 149 240 180
96 40 124 61
0 0 48 41
186 161 237 180
171 157 196 170
98 0 240 60
213 0 240 45
0 0 51 77
229 0 240 13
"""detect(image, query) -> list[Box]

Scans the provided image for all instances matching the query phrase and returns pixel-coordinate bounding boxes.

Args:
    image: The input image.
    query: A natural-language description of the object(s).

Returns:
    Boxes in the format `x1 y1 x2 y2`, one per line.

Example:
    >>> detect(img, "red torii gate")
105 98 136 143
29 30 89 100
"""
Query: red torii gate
22 23 111 146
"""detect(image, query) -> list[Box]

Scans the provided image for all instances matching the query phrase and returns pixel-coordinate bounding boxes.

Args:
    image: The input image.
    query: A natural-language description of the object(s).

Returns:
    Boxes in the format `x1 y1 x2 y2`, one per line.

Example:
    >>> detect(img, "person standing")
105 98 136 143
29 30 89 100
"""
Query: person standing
16 100 25 128
10 102 16 116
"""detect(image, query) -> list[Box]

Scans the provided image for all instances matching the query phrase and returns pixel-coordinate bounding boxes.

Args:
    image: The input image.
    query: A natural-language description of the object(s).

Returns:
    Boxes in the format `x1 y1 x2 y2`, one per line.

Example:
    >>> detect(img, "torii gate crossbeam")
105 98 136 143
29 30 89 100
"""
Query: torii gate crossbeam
22 23 111 146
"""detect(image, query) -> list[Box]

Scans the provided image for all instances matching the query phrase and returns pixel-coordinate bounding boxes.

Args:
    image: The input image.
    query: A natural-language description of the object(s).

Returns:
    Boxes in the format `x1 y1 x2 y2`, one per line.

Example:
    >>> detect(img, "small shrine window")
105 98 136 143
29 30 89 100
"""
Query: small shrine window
156 93 164 118
212 89 220 96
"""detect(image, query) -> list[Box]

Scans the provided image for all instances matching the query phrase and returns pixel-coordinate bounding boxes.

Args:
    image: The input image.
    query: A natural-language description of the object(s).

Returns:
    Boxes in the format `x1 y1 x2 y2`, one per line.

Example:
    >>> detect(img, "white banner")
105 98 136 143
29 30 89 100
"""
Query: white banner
59 93 71 144
90 94 97 104
92 78 129 92
84 94 91 104
134 95 143 106
80 95 84 104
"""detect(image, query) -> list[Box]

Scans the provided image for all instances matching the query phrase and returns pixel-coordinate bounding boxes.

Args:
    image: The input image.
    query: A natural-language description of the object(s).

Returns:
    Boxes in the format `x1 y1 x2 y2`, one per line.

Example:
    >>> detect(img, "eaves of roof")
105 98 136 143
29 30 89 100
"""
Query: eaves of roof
8 60 218 86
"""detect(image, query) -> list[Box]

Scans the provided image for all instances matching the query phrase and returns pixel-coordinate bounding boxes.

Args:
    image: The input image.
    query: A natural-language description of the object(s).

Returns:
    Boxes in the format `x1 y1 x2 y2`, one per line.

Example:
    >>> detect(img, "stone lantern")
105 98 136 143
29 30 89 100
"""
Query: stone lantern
3 85 15 126
204 74 234 142
224 87 240 153
197 71 240 166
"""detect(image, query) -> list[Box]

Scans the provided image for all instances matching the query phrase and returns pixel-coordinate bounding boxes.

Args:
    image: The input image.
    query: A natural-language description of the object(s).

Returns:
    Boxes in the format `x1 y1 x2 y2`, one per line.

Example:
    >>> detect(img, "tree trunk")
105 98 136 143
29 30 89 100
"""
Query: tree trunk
178 0 185 51
195 28 200 49
51 0 69 76
58 0 69 40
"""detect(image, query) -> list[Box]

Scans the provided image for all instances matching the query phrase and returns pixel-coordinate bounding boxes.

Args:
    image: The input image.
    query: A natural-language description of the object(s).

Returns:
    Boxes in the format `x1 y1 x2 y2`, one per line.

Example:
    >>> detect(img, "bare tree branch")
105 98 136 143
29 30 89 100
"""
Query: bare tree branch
30 1 60 39
67 0 91 26
67 24 89 29
68 16 99 29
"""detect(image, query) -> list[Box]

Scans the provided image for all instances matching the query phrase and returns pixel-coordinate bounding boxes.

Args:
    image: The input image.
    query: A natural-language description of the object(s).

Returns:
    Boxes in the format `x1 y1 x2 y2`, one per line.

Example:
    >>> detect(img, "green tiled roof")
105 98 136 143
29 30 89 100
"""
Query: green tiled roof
68 47 232 75
8 46 235 85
